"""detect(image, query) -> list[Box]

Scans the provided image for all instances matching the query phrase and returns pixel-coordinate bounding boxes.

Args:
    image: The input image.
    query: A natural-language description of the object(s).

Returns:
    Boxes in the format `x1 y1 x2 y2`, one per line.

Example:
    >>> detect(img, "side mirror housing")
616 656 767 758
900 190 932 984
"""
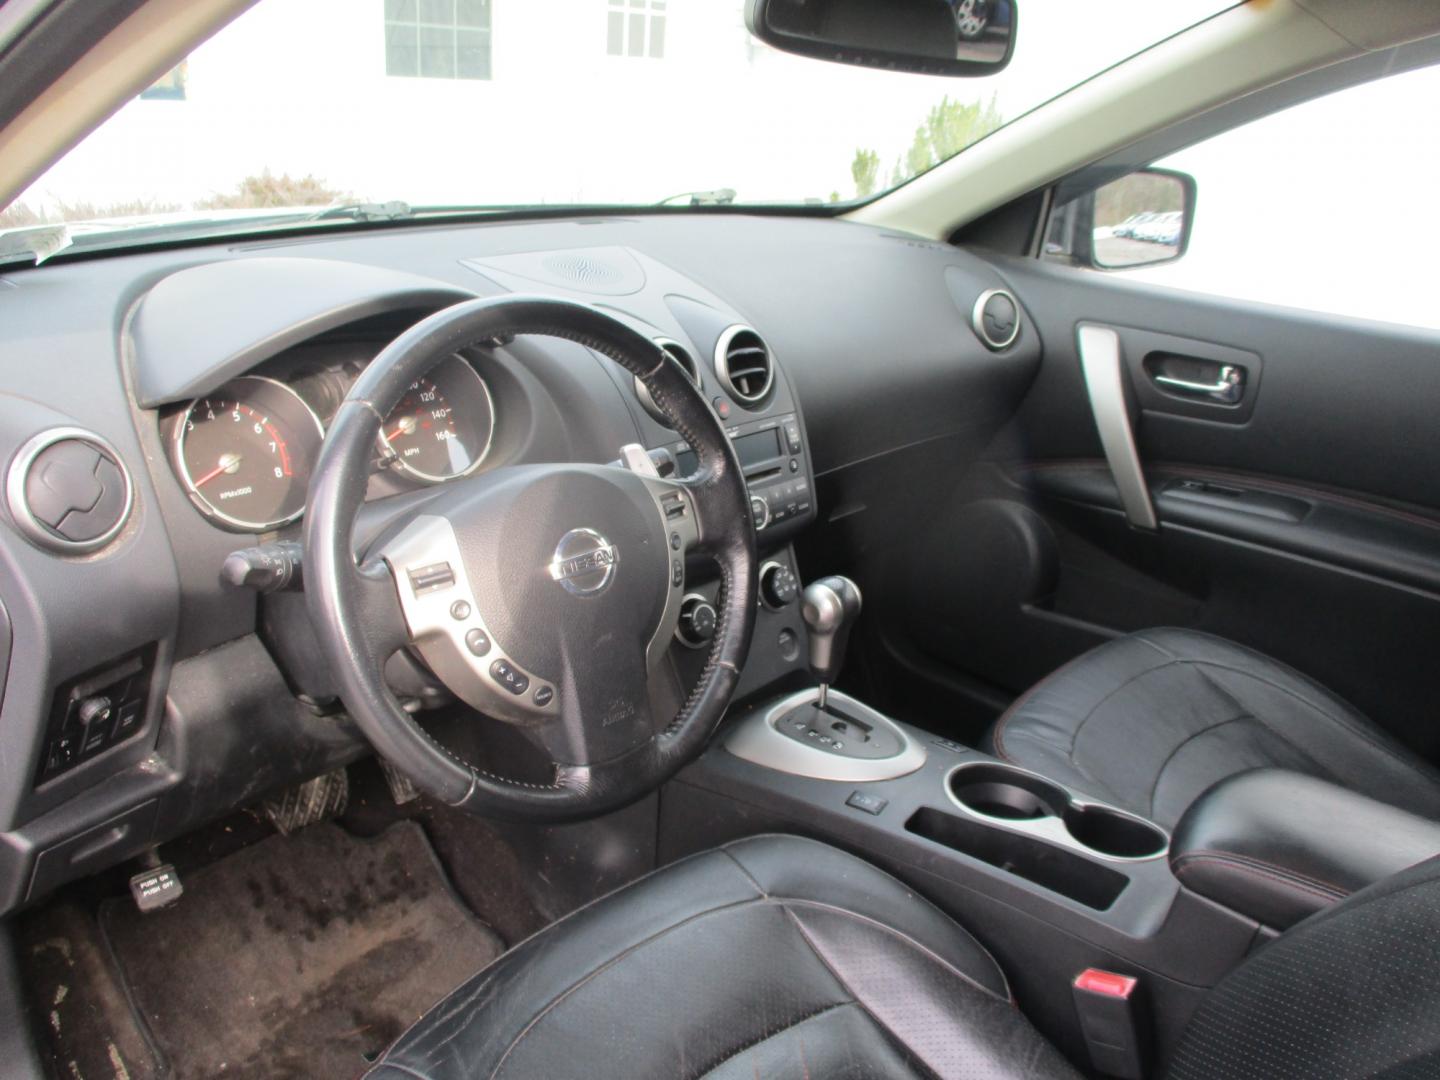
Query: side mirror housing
1045 168 1197 271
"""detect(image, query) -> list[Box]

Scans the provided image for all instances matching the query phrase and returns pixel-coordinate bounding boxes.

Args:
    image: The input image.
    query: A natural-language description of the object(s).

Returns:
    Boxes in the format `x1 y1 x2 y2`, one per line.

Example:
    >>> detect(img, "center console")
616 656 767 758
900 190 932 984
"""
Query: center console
659 575 1262 1075
662 410 813 535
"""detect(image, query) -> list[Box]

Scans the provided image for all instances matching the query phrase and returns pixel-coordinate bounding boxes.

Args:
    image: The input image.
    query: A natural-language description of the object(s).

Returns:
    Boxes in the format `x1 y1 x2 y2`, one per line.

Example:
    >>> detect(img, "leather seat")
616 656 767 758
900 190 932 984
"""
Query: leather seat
365 834 1079 1080
984 628 1440 829
367 833 1440 1079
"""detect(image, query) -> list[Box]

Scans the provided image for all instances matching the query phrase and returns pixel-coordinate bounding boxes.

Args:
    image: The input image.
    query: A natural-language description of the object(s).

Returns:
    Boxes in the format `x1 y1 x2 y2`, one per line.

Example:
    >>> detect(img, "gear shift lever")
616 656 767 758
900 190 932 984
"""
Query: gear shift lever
801 576 862 710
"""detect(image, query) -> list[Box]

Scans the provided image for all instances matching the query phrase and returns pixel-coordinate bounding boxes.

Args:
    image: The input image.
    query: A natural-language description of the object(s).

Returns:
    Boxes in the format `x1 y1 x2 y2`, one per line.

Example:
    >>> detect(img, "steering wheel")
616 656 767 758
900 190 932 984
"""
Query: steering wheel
304 296 757 822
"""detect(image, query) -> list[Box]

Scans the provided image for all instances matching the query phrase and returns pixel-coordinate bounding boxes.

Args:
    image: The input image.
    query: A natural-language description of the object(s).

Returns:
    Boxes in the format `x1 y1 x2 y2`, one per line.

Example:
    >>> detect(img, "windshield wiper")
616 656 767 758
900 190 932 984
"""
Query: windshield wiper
656 188 737 207
306 200 415 222
0 223 73 265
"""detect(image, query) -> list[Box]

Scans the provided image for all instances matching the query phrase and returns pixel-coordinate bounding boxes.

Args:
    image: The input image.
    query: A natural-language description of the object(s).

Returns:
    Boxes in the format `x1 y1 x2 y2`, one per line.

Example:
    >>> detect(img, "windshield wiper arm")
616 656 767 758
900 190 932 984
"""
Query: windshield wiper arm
656 188 737 207
307 200 414 222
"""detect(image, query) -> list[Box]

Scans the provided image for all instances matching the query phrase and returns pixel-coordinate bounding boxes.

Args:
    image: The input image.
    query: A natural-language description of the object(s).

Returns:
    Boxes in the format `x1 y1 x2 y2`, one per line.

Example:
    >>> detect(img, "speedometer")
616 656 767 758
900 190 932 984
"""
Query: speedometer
176 376 325 531
378 355 495 482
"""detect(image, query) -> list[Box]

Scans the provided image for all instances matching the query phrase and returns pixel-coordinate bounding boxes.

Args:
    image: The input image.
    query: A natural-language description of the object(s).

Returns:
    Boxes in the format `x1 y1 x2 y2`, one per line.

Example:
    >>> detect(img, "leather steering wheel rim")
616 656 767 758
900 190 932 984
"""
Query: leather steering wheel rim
304 295 757 822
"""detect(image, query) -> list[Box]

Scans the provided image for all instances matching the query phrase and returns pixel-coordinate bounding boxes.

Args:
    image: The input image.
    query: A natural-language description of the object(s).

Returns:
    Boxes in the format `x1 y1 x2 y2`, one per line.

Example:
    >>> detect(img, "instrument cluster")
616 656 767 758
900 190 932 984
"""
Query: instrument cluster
170 353 496 532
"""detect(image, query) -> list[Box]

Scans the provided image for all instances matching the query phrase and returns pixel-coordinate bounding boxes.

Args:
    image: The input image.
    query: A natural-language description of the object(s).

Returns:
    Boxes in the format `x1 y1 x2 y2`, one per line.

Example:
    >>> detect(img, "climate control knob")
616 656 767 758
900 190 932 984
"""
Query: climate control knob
760 562 799 610
676 594 718 648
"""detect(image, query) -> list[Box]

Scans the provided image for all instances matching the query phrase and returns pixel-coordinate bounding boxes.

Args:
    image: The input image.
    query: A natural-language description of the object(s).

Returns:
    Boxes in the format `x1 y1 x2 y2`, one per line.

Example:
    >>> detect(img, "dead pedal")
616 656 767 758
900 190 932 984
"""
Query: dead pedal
262 767 349 834
130 864 183 913
379 757 419 805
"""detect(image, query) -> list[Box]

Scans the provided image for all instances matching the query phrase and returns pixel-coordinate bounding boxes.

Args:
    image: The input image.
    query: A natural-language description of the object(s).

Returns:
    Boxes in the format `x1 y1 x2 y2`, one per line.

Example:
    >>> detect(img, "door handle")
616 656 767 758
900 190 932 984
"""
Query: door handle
1154 364 1244 404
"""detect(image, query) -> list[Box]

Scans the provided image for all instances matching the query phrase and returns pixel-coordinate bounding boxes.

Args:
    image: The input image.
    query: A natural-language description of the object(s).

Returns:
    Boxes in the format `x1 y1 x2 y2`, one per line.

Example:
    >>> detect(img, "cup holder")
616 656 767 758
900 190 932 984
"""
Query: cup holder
947 762 1167 860
1063 804 1167 859
949 763 1068 821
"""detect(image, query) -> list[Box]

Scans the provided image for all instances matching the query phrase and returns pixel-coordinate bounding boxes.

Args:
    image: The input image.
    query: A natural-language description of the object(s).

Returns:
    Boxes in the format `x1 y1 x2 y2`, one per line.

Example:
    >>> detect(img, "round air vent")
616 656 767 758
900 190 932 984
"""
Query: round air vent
634 339 702 425
971 288 1021 351
7 427 133 554
714 325 774 408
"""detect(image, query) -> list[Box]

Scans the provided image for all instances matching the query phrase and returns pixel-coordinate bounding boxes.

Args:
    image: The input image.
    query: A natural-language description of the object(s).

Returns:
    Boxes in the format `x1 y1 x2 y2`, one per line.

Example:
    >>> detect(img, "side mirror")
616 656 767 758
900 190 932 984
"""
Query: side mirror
746 0 1016 77
1045 168 1196 271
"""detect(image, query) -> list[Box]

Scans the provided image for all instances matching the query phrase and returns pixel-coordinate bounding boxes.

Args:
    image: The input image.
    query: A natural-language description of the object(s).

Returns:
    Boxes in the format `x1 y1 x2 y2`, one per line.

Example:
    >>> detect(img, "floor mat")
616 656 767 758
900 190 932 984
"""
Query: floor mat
99 821 502 1079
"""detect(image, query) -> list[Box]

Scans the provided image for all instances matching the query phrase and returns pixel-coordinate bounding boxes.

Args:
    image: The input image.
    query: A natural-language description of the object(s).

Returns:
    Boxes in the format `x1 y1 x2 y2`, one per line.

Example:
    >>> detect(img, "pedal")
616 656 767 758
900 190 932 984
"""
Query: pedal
379 758 419 805
130 864 183 913
262 767 349 834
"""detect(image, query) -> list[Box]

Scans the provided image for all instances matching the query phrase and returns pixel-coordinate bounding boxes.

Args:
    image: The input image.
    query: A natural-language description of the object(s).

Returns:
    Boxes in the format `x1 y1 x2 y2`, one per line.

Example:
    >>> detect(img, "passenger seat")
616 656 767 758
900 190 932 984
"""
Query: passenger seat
983 628 1440 829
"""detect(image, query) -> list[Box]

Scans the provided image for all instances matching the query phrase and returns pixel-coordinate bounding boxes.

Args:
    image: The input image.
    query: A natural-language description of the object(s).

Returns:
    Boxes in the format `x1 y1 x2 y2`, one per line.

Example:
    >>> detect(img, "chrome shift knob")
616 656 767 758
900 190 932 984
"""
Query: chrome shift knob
801 576 862 706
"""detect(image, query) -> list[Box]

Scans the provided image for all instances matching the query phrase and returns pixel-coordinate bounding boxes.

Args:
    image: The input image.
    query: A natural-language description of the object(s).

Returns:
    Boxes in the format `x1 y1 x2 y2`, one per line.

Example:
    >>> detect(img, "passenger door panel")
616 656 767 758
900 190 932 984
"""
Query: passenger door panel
881 255 1440 762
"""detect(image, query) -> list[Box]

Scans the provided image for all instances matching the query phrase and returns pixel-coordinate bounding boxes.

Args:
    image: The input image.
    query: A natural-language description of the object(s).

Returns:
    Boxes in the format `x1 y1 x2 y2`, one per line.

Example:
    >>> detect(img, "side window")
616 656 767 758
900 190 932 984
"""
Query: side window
1046 62 1440 331
607 0 667 59
385 0 492 81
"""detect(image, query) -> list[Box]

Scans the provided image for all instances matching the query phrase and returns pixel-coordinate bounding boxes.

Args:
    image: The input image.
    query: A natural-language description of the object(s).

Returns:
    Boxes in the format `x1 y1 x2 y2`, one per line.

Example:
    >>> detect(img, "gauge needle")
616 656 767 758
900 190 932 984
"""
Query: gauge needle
385 416 419 442
194 453 243 487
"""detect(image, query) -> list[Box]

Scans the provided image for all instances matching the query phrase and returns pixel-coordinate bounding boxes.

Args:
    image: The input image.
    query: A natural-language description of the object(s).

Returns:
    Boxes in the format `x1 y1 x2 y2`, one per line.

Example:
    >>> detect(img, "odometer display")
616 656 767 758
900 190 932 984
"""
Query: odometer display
176 376 324 531
379 355 495 482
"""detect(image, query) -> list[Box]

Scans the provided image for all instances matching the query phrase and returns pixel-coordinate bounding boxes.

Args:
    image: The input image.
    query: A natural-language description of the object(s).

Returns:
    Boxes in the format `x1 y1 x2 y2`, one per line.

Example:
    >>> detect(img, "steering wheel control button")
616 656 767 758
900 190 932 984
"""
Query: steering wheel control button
533 685 555 707
408 561 455 594
671 559 684 588
449 599 472 621
670 531 682 550
490 659 530 695
464 628 492 657
7 427 134 554
549 528 619 596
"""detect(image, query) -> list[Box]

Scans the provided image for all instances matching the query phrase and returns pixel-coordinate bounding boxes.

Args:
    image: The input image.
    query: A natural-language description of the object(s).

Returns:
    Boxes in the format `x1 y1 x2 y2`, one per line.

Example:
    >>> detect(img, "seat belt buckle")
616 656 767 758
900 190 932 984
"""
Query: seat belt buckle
1072 968 1148 1079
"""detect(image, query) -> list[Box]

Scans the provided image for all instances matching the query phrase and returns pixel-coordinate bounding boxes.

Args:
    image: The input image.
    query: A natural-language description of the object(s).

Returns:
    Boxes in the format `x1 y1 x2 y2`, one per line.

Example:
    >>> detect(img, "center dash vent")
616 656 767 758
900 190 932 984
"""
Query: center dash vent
714 326 773 408
635 339 702 426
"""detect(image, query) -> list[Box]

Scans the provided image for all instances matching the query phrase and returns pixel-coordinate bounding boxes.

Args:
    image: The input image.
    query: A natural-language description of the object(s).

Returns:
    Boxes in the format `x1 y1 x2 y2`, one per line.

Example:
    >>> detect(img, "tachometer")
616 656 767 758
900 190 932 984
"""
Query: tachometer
378 355 495 482
176 376 325 531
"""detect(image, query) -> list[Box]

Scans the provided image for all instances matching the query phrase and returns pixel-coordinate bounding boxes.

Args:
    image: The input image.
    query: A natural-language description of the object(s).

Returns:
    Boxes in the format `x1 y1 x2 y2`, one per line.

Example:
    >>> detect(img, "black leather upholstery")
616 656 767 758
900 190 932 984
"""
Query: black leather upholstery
364 834 1079 1080
1167 853 1440 1079
1169 769 1440 930
984 628 1440 829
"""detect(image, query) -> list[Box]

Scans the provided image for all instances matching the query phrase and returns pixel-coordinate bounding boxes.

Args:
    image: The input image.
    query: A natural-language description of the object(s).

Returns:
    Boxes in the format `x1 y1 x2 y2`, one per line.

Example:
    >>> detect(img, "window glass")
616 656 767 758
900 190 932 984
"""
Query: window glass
385 0 492 81
608 0 666 59
1079 64 1440 331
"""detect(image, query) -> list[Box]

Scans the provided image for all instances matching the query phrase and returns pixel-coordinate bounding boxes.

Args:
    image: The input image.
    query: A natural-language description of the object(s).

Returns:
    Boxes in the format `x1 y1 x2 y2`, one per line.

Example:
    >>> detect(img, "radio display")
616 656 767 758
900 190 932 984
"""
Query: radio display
676 427 782 477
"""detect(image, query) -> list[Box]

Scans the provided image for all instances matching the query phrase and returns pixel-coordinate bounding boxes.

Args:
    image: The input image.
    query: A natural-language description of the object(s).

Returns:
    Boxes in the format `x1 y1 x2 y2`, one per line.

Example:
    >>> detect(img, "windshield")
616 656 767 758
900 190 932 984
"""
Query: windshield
3 0 1231 248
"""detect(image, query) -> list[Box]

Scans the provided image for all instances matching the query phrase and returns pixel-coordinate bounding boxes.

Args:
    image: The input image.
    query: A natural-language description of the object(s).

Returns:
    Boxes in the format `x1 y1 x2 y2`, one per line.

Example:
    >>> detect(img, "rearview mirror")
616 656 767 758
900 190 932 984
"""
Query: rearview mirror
746 0 1016 76
1044 168 1196 271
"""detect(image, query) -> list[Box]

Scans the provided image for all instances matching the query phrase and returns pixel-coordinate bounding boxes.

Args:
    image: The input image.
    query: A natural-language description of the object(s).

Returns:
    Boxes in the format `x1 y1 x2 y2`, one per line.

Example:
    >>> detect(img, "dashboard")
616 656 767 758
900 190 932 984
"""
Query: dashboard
0 212 1041 913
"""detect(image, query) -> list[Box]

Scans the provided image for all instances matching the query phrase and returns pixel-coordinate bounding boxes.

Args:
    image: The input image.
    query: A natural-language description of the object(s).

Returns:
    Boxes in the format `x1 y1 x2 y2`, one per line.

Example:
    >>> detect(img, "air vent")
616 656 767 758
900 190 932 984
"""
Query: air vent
7 427 133 554
971 288 1021 351
714 325 774 408
635 339 702 426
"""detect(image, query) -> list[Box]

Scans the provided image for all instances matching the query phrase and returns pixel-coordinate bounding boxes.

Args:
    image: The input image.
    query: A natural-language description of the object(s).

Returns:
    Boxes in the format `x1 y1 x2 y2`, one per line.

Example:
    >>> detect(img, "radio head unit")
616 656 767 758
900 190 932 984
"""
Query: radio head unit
667 411 812 535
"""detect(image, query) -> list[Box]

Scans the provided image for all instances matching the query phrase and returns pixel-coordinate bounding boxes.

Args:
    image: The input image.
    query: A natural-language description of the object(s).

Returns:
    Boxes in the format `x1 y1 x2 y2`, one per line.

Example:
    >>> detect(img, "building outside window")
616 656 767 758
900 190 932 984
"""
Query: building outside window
607 0 666 58
385 0 492 80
